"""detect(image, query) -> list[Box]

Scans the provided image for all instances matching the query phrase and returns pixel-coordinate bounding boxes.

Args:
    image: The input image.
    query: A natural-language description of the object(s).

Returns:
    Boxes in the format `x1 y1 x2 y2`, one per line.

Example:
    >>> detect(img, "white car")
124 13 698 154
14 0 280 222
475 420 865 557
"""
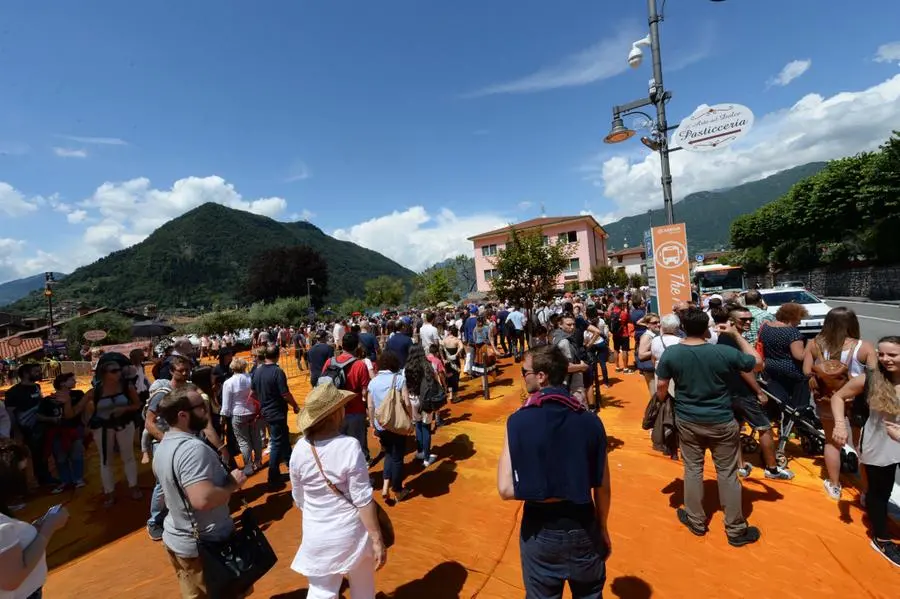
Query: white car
756 287 830 337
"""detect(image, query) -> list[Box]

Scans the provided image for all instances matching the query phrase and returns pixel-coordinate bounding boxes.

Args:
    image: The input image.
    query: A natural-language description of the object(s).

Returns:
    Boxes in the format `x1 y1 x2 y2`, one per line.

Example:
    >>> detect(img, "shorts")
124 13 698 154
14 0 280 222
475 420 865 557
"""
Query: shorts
732 395 771 431
613 337 631 352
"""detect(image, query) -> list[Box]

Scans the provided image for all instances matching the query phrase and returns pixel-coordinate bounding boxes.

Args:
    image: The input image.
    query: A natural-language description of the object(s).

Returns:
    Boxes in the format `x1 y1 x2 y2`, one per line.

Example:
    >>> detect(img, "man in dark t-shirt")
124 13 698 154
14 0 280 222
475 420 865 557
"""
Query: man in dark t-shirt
250 346 299 491
307 331 334 387
655 307 761 546
5 363 57 485
358 323 379 362
385 324 413 368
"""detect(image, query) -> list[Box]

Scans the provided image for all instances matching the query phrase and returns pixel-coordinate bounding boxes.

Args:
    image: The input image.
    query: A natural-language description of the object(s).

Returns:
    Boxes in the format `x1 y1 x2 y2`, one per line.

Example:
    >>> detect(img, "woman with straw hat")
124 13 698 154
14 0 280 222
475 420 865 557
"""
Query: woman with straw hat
289 382 387 598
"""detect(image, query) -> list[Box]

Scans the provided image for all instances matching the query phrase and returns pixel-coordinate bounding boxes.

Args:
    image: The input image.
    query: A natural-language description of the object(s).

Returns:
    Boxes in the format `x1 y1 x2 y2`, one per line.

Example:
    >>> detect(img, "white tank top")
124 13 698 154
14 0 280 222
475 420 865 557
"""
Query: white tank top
822 339 864 378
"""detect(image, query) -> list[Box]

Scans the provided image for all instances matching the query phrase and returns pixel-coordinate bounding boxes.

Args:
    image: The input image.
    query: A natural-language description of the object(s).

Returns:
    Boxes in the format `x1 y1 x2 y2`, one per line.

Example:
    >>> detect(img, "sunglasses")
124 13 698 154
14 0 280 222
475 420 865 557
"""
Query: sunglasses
737 317 753 322
188 401 208 412
648 321 660 325
521 367 535 378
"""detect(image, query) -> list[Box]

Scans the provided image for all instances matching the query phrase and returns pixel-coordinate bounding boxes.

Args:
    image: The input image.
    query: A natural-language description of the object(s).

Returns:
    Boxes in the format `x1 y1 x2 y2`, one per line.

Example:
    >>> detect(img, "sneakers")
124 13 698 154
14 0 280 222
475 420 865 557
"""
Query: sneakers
764 466 795 481
147 524 164 542
738 464 753 478
423 454 437 467
50 484 66 495
74 480 87 489
823 479 842 500
676 508 706 536
728 526 761 547
414 451 425 460
871 539 900 568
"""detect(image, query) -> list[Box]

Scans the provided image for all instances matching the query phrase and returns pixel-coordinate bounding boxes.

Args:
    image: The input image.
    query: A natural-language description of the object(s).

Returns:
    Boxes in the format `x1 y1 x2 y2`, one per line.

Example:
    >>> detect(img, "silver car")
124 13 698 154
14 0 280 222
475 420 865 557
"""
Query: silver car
757 287 830 337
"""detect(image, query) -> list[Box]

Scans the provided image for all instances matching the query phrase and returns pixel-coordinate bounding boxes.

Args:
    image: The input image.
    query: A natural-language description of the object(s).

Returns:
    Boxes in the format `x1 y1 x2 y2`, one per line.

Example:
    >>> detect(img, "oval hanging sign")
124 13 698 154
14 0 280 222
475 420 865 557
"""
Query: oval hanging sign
6 337 23 347
674 103 754 153
83 329 108 342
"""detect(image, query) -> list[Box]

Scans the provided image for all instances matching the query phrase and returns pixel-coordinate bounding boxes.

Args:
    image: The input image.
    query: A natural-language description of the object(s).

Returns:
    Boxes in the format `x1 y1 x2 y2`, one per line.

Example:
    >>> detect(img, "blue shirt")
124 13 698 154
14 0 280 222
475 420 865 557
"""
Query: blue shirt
506 387 607 504
385 333 413 368
358 332 379 361
462 316 478 344
367 371 406 431
506 310 526 331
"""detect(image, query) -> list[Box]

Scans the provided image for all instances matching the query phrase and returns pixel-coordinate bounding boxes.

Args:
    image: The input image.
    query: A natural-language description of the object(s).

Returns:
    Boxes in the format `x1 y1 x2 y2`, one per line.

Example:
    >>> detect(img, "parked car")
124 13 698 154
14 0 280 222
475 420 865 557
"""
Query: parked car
753 287 830 337
775 280 805 289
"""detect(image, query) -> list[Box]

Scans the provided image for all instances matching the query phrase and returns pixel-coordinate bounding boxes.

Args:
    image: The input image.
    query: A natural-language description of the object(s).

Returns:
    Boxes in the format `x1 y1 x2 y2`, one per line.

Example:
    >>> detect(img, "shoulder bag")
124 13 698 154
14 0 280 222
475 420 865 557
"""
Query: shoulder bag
170 440 278 599
374 374 414 435
811 340 853 400
309 440 395 547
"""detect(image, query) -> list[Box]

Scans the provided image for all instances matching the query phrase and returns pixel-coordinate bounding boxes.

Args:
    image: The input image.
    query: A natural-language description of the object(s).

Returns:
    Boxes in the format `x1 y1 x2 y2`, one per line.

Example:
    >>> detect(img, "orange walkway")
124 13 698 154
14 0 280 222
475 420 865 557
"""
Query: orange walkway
14 356 896 598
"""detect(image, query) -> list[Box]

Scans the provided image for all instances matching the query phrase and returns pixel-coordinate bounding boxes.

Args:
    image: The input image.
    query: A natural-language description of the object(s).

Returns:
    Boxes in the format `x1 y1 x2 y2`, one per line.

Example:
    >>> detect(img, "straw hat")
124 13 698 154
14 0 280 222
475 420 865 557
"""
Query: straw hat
297 382 356 433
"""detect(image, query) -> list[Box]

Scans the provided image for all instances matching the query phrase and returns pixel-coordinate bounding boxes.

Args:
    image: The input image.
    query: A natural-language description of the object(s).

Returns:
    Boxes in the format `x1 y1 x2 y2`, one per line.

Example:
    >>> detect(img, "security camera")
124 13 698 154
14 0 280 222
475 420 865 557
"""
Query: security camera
628 45 643 69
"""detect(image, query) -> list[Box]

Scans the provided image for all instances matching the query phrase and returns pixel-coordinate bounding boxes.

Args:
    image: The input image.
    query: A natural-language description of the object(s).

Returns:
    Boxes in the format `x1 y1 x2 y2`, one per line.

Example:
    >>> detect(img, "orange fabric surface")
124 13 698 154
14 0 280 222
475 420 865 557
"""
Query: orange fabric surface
9 355 893 598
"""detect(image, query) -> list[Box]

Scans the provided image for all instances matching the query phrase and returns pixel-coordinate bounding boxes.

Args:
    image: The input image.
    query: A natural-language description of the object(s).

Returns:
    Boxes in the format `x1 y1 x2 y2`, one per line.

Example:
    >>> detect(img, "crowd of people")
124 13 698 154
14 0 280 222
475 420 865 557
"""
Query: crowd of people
0 287 898 598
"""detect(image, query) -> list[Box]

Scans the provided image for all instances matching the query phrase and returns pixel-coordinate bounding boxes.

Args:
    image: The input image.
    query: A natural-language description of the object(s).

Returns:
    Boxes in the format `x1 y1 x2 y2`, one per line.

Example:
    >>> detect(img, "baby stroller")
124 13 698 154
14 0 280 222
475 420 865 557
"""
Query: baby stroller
757 380 826 468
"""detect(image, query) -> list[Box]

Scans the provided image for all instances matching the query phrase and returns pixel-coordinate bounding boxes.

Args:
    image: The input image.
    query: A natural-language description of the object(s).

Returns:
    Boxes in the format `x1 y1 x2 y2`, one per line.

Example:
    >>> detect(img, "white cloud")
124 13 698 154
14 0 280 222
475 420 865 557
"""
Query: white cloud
463 23 711 97
53 147 88 158
66 210 88 224
0 183 39 217
0 238 67 284
333 207 507 271
875 41 900 64
517 201 532 211
582 73 900 220
285 160 311 182
767 59 812 87
58 135 128 146
76 175 290 257
289 209 315 221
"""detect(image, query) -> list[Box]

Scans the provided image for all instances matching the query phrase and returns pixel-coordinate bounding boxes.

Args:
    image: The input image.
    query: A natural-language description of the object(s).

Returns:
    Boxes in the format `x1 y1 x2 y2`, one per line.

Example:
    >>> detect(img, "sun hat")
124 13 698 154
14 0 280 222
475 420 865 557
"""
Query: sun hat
297 381 356 434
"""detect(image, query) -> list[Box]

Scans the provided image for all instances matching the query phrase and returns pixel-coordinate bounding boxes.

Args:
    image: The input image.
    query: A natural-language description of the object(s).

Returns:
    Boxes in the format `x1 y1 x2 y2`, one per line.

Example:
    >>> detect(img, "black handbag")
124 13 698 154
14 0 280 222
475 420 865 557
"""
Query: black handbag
171 441 278 599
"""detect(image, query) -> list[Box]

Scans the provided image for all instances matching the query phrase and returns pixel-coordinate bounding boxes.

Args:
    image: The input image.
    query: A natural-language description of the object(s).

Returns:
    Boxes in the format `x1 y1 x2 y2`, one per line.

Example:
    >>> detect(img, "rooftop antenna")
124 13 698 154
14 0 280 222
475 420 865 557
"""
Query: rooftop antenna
540 202 546 217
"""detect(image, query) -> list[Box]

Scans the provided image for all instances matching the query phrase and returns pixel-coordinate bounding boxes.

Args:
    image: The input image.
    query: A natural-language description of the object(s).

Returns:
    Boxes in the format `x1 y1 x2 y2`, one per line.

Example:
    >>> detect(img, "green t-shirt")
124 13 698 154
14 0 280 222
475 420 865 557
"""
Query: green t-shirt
656 342 757 424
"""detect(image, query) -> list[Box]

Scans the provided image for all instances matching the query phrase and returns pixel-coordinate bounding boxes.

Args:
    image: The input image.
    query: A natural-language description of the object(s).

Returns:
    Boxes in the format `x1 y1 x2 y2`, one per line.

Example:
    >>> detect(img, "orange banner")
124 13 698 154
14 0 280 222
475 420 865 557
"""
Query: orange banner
651 223 691 316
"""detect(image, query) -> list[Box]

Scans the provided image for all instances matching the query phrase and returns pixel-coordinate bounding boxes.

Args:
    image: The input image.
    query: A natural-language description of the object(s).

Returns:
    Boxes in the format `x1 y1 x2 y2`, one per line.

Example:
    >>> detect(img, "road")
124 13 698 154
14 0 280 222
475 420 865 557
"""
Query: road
825 298 900 342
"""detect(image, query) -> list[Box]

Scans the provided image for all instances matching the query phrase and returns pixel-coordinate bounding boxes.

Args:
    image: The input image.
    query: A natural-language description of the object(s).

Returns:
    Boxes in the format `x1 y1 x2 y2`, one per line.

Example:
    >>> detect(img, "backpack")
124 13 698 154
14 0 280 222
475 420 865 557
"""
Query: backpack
418 370 447 413
318 356 356 390
609 308 625 336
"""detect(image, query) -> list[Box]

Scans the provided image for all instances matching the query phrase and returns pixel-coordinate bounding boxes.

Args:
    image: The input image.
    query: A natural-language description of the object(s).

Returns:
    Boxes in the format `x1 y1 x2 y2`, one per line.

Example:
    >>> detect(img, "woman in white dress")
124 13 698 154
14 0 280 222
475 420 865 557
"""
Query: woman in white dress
289 383 387 598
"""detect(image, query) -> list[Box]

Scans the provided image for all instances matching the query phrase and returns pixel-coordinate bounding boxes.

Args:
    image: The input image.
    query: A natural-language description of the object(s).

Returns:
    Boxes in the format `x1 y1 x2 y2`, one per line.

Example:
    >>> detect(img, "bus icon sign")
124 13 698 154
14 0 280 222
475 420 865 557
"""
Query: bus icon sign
656 241 687 270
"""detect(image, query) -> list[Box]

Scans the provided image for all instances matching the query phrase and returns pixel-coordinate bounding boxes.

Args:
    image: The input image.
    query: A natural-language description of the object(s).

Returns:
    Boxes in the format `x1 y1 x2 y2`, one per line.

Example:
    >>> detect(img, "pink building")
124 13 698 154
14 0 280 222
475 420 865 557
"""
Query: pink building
468 215 609 293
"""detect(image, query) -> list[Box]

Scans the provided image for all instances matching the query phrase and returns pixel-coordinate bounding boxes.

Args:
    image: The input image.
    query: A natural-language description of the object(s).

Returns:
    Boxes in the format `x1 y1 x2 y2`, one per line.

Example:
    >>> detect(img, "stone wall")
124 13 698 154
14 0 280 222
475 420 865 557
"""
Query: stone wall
745 265 900 301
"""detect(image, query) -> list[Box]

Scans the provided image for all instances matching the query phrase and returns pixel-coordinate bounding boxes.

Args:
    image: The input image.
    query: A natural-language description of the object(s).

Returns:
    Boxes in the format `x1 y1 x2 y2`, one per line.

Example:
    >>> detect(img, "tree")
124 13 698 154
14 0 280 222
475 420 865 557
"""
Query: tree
628 273 647 289
64 311 133 356
194 310 249 335
244 245 328 306
590 264 616 288
612 269 629 290
488 228 574 321
413 266 455 306
365 276 405 308
337 297 367 318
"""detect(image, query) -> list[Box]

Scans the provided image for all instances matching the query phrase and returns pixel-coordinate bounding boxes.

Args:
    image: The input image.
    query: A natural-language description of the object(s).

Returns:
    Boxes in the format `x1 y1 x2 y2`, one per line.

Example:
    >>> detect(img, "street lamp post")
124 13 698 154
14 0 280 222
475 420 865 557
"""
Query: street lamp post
604 0 725 225
306 277 316 311
44 272 56 334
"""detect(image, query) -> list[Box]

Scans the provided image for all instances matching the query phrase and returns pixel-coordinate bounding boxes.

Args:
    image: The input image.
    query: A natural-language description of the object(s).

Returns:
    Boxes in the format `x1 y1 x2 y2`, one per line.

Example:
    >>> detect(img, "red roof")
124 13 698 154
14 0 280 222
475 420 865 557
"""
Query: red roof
468 215 606 241
0 337 44 359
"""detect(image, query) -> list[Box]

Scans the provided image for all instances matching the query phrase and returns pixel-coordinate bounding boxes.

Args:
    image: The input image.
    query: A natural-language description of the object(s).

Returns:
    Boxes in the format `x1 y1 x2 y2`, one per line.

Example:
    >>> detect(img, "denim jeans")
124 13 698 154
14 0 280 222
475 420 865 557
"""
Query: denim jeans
52 435 84 485
415 421 431 457
148 441 167 529
512 330 526 359
340 412 370 461
378 430 406 492
232 415 263 469
266 418 291 485
23 430 55 485
520 520 607 599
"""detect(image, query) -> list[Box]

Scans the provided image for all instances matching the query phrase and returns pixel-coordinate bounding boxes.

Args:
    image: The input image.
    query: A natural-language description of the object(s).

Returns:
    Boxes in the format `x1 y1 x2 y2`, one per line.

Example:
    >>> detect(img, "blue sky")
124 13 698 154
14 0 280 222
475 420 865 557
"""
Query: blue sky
1 0 899 280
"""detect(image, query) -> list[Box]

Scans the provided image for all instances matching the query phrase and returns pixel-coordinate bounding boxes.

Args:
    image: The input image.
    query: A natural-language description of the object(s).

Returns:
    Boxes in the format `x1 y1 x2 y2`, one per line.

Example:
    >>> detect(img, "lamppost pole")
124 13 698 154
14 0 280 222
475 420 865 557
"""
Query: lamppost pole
647 0 676 225
306 278 315 310
44 272 55 332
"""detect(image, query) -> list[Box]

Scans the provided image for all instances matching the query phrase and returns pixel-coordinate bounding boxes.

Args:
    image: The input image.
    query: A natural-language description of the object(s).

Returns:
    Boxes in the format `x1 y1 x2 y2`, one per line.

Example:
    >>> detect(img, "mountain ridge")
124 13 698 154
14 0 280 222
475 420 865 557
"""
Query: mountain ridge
4 204 415 313
0 272 68 305
601 162 828 252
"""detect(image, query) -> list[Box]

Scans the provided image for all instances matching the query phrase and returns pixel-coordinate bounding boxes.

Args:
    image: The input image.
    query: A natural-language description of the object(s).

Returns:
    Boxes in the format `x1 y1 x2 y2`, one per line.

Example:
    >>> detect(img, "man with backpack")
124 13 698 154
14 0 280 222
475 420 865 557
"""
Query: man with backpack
319 333 372 462
552 314 590 407
608 294 633 373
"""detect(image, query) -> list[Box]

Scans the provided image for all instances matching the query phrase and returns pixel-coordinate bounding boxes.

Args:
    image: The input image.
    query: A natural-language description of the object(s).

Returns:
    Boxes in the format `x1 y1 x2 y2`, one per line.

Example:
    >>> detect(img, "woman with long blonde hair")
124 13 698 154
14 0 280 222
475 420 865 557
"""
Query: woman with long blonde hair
832 336 900 567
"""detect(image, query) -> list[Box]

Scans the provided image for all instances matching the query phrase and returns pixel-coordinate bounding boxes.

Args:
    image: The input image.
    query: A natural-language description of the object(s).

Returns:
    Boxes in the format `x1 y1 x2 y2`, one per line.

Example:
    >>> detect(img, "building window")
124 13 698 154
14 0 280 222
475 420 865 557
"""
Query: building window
541 235 549 246
616 256 623 263
557 231 577 244
567 258 580 272
484 269 498 281
481 244 498 257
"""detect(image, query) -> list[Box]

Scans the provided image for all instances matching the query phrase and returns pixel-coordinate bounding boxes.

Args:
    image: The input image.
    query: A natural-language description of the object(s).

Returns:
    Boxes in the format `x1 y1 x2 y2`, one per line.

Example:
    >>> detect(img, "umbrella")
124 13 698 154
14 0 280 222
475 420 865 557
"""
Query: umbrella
436 301 451 308
352 311 362 317
132 320 176 338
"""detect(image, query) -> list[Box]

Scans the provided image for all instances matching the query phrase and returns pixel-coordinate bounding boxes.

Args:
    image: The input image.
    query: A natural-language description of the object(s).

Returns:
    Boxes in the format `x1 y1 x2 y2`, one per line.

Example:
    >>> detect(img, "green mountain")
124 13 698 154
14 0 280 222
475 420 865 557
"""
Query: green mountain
602 162 828 253
0 272 67 305
5 203 415 313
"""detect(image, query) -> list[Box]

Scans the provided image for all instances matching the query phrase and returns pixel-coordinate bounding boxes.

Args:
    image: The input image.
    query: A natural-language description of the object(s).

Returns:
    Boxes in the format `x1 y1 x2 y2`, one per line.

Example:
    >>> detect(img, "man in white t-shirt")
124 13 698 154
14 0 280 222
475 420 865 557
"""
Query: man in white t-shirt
419 312 441 355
